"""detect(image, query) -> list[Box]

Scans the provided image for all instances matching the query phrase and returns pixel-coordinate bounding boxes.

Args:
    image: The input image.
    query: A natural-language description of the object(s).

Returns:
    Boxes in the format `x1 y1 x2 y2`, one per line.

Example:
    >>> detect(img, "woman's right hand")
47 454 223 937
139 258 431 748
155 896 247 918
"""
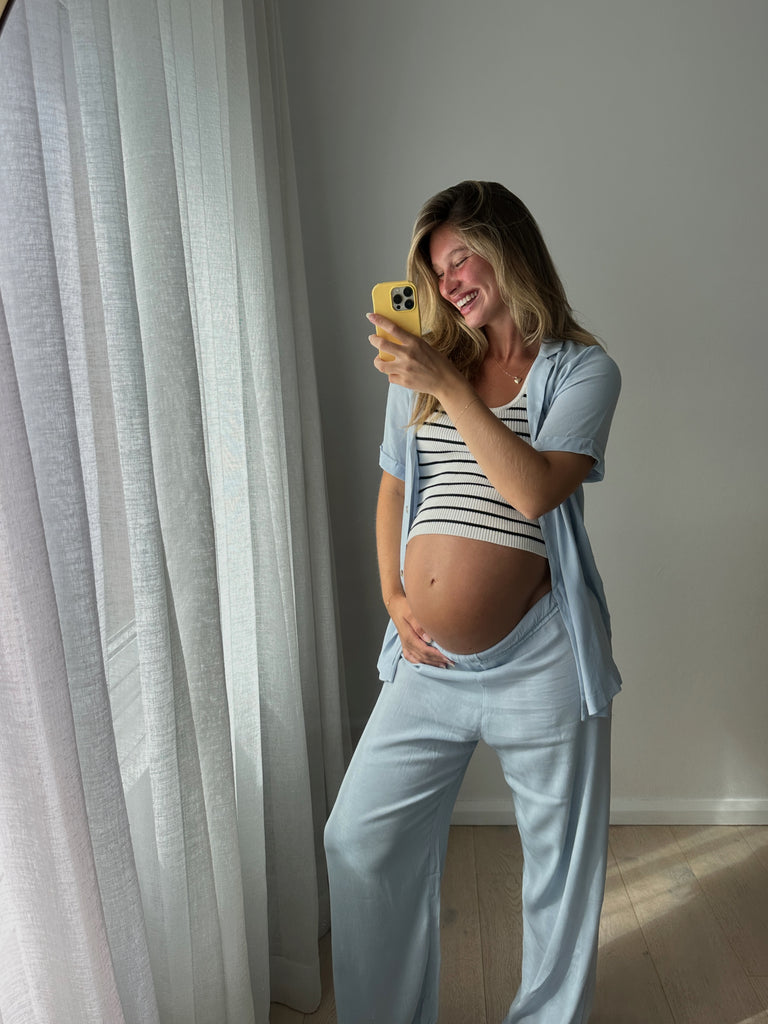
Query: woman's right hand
386 592 455 669
368 312 465 403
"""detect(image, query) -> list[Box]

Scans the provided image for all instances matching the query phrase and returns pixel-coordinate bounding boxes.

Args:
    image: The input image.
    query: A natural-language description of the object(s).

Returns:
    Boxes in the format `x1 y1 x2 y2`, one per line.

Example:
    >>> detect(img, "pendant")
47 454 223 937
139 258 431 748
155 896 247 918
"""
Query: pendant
491 352 525 385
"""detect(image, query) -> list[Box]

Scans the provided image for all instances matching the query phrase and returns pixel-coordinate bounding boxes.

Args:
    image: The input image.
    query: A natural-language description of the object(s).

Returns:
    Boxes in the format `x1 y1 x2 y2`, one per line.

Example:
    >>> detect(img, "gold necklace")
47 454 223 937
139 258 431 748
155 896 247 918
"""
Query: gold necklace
491 352 526 385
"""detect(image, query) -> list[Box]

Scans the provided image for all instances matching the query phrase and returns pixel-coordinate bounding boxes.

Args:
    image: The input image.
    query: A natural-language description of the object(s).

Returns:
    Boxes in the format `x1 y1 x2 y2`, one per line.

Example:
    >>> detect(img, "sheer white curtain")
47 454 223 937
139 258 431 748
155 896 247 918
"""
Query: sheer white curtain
0 0 347 1021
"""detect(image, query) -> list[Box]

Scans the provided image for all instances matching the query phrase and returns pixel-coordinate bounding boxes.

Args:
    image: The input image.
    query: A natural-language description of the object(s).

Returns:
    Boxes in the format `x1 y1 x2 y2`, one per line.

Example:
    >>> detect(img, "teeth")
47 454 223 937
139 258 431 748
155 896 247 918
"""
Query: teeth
457 291 477 309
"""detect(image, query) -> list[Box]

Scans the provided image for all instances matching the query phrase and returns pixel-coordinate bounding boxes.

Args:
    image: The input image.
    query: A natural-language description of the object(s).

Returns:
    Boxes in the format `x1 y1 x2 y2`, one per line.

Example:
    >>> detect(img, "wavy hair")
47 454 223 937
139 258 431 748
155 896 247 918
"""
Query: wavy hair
406 180 600 426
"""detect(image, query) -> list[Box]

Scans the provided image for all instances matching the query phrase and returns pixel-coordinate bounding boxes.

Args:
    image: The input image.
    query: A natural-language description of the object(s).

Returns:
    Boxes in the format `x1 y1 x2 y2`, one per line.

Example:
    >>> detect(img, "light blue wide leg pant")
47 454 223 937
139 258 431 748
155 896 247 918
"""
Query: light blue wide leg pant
325 591 611 1024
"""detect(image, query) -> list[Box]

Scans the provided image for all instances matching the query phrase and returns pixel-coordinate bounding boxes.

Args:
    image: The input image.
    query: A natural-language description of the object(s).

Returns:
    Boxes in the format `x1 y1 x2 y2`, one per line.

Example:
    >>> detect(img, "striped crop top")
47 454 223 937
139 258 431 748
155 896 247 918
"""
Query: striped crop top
407 386 547 558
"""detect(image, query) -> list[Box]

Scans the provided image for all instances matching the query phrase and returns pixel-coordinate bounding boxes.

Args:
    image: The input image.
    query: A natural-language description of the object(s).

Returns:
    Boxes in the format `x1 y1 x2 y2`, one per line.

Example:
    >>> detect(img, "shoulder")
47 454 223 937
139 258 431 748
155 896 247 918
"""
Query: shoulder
541 338 619 372
539 339 621 394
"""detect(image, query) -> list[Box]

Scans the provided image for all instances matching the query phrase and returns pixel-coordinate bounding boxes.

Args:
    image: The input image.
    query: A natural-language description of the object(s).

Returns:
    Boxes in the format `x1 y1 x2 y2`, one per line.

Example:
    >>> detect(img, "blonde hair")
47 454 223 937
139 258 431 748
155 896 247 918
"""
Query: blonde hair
406 180 600 426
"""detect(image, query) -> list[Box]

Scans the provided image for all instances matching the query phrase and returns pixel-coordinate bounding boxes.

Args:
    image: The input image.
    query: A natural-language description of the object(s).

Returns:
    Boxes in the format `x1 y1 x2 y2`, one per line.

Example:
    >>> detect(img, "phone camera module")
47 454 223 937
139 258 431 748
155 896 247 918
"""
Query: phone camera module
389 285 415 312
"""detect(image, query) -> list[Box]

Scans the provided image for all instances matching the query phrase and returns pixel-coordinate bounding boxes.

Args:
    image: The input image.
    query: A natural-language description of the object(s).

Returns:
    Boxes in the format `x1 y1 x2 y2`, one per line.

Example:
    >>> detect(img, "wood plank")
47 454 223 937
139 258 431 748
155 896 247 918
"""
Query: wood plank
592 839 675 1023
439 825 486 1024
749 975 768 1009
473 825 524 1023
611 826 763 1024
672 825 768 977
742 826 768 873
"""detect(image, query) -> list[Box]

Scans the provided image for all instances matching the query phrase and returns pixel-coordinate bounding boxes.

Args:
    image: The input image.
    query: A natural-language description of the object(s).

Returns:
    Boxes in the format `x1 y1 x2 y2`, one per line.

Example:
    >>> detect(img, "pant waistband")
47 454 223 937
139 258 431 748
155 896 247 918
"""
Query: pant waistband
434 589 559 670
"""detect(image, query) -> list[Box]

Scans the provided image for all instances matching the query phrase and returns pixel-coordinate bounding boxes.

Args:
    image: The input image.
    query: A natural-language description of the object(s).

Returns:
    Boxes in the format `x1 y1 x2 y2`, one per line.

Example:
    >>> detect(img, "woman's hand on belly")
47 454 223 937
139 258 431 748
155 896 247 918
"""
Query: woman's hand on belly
387 592 456 669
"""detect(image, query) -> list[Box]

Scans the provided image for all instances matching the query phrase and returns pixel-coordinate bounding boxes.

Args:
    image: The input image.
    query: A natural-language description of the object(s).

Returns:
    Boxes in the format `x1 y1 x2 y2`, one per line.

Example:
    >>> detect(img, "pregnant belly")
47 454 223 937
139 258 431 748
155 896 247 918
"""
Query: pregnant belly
403 534 551 655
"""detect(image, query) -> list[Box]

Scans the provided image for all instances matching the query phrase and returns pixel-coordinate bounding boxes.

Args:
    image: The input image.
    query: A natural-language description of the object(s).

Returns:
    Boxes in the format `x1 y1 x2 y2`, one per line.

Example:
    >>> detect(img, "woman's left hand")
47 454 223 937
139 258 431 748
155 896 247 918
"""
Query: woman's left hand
367 312 462 399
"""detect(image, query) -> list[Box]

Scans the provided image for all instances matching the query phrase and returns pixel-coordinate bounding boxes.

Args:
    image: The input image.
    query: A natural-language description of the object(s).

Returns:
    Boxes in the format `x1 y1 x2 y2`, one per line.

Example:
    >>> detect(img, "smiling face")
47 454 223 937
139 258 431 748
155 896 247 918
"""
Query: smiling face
428 224 513 336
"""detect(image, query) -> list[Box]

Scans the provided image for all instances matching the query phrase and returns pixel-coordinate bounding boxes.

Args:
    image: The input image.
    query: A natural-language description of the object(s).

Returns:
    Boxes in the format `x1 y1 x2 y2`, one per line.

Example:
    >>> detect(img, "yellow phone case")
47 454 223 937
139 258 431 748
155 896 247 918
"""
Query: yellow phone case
371 281 421 360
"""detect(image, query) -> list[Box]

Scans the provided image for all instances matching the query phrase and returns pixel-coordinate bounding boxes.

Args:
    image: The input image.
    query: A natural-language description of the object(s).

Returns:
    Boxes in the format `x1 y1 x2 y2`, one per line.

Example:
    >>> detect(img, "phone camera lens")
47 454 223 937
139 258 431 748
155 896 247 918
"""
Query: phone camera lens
403 286 413 298
393 293 403 306
405 299 414 309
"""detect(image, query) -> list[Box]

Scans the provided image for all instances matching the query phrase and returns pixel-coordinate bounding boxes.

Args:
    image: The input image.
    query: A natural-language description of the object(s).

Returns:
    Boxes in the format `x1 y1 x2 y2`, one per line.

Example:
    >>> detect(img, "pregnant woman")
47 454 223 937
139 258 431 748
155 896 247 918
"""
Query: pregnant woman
325 180 622 1024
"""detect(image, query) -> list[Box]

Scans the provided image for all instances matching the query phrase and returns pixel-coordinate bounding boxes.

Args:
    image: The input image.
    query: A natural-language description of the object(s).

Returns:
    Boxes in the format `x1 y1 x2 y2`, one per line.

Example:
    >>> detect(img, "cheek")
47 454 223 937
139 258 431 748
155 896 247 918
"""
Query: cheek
484 275 502 304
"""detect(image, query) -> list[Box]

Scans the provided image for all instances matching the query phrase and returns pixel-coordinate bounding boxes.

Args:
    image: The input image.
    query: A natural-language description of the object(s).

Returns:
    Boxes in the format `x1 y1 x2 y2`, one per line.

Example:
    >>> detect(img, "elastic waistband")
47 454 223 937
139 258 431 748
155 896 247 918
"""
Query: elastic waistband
434 589 559 670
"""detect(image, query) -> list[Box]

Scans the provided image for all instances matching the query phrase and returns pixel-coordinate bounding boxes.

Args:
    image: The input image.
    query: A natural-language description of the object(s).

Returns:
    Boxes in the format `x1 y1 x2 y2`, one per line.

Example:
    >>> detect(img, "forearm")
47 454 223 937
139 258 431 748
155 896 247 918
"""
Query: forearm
369 314 592 521
436 378 591 520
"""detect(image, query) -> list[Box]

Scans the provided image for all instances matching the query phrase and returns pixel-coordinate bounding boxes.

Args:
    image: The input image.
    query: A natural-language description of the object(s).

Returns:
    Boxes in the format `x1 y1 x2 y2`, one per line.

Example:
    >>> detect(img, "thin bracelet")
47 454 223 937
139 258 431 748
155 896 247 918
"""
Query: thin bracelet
453 396 480 426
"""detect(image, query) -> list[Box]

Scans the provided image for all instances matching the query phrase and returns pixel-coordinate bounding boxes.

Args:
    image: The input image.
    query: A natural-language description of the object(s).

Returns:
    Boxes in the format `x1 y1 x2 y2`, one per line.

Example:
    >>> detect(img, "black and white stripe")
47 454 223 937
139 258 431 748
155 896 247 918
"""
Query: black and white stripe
408 389 547 558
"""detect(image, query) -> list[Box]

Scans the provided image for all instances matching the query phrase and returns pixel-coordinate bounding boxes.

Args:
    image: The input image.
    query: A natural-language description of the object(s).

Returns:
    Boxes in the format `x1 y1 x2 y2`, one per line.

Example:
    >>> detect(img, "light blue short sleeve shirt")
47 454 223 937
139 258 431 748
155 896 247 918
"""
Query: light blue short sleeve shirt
377 339 622 719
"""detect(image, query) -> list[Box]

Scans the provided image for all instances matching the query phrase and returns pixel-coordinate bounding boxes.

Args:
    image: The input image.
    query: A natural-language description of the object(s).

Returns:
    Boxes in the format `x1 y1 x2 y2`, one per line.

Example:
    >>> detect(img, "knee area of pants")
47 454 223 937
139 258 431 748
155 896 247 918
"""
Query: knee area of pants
324 805 397 877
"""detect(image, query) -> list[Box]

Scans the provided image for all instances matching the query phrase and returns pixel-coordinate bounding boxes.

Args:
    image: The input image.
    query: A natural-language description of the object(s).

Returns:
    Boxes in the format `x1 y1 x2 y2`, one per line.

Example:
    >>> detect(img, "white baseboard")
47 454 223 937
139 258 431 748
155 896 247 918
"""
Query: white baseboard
451 799 516 825
451 797 768 826
609 798 768 825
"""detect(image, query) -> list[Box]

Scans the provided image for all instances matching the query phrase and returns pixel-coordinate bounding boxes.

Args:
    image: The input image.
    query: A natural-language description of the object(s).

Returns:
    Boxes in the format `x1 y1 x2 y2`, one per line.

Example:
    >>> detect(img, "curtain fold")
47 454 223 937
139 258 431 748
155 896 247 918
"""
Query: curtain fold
0 6 158 1021
0 0 347 1021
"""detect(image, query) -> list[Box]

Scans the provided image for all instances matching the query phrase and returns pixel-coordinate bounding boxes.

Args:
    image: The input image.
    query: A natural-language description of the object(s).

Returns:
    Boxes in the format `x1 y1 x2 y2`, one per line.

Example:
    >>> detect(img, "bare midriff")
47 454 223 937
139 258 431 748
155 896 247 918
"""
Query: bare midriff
403 533 552 655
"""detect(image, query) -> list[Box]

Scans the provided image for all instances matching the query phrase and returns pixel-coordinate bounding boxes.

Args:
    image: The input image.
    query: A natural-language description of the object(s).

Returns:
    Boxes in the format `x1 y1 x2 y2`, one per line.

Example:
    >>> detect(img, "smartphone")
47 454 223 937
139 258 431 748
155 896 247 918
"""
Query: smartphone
371 281 421 361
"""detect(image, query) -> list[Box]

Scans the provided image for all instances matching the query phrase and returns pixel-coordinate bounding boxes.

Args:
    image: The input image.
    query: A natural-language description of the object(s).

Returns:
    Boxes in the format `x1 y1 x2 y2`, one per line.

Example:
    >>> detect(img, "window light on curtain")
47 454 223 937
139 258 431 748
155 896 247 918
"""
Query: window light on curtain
0 0 348 1021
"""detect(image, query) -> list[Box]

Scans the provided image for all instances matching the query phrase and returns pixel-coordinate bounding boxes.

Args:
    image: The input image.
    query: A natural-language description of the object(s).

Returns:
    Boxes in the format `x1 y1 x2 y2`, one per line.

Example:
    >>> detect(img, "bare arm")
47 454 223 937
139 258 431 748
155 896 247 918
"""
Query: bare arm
433 381 593 520
377 470 454 668
369 316 593 520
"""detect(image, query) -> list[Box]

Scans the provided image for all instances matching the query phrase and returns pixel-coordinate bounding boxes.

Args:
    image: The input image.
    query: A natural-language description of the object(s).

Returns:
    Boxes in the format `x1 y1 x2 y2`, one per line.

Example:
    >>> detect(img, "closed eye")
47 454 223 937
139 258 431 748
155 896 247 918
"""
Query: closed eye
434 255 469 280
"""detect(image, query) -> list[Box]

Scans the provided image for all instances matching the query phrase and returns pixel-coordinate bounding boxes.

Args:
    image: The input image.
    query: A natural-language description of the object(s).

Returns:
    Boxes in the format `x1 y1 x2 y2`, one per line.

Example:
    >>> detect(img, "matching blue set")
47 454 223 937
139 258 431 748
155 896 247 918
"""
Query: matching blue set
325 340 622 1023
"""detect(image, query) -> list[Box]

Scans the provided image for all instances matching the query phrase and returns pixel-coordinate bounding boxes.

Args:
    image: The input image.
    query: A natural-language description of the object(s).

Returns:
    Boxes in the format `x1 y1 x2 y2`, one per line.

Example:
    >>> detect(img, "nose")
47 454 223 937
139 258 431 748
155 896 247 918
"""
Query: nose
440 267 458 298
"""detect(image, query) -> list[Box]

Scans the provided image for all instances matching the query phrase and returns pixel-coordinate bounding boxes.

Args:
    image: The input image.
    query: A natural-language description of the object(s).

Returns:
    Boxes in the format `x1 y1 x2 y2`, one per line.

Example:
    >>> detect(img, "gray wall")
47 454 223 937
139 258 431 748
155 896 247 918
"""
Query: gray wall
279 0 768 822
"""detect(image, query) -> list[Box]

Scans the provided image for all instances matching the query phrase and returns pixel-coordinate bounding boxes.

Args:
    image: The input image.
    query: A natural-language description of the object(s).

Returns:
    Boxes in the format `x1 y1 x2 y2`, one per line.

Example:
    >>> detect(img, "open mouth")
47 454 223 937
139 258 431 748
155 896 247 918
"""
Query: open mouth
456 290 478 313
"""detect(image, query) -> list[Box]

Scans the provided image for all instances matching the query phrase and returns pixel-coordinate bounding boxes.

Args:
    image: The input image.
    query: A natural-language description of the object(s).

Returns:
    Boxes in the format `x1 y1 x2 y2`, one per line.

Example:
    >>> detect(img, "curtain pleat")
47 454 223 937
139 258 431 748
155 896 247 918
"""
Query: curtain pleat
0 0 348 1020
0 5 158 1022
0 296 128 1024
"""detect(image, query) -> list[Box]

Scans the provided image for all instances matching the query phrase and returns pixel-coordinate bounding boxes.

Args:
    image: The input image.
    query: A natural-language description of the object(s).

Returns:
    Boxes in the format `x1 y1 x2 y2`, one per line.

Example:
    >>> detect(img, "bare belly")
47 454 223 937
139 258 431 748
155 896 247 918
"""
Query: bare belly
403 534 551 654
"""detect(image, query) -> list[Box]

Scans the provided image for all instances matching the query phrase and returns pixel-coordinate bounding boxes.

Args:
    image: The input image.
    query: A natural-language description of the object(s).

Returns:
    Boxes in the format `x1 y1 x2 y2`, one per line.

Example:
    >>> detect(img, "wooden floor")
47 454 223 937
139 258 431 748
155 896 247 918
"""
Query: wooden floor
270 825 768 1024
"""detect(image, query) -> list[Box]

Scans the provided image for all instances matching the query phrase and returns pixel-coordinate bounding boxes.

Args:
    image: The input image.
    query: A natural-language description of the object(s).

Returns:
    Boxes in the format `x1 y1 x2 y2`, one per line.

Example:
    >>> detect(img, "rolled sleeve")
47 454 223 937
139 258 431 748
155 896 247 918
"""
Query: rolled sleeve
378 383 412 481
